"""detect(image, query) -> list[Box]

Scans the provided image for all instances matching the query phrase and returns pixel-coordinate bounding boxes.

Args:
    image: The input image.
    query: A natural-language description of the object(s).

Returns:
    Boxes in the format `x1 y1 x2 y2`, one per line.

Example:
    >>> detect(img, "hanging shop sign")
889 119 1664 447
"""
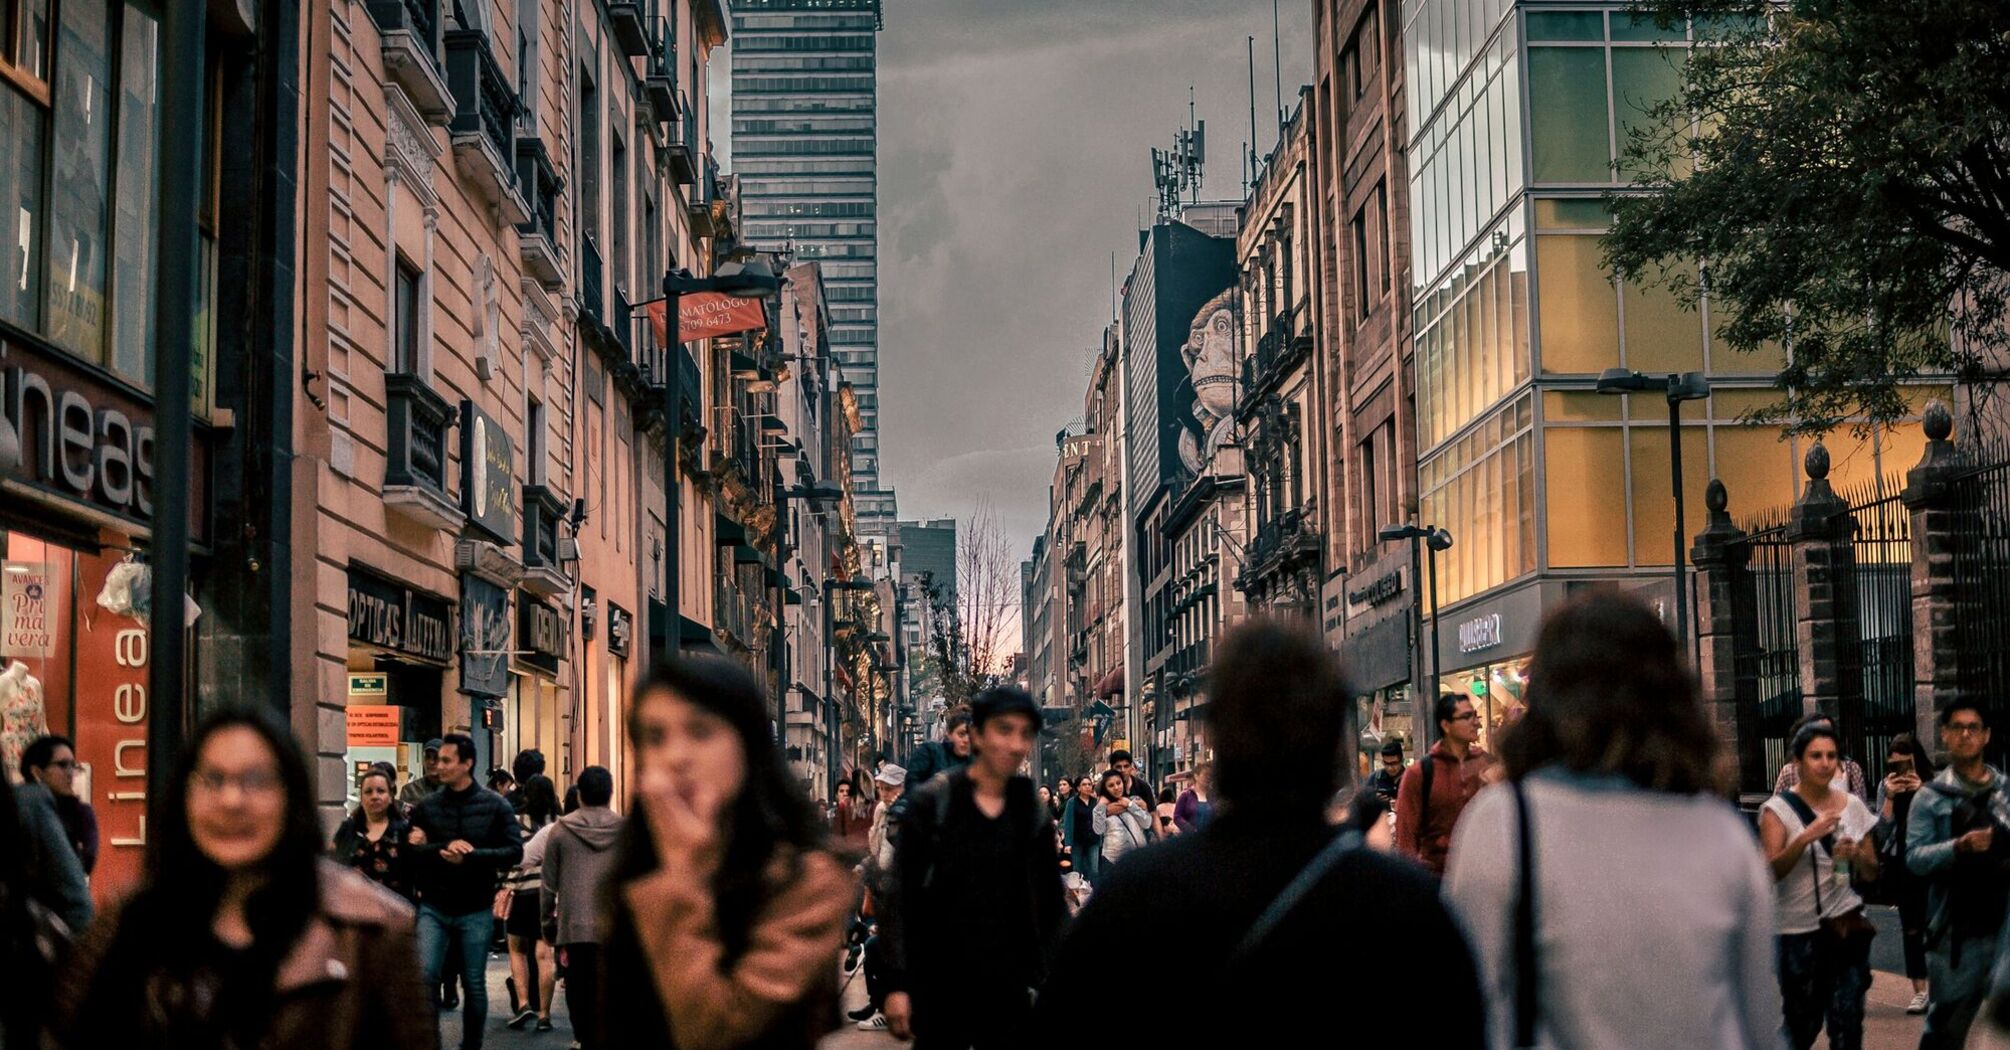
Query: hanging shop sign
0 335 209 540
460 401 516 543
646 292 769 344
607 602 632 658
2 562 55 657
346 567 453 663
518 594 565 674
459 574 512 699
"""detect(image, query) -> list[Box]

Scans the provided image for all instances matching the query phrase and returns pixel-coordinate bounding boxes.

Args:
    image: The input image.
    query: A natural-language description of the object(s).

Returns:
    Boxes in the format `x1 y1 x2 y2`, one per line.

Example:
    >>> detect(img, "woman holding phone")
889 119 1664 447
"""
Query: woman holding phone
1877 734 1936 1014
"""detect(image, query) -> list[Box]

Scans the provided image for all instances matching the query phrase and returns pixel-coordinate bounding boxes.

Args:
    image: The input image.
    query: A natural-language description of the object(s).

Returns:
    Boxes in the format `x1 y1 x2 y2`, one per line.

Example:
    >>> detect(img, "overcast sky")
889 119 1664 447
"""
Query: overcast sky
719 0 1315 561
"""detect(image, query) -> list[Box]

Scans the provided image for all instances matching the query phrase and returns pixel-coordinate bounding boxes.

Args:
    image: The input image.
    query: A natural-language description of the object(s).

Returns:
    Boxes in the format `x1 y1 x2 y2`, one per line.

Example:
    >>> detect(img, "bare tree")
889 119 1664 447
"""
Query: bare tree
918 500 1021 704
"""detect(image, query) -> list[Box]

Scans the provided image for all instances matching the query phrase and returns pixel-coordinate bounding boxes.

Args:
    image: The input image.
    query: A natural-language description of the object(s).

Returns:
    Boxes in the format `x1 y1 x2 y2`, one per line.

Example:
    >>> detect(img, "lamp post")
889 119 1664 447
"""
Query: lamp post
641 257 779 662
1379 523 1454 745
822 577 875 798
1595 369 1710 650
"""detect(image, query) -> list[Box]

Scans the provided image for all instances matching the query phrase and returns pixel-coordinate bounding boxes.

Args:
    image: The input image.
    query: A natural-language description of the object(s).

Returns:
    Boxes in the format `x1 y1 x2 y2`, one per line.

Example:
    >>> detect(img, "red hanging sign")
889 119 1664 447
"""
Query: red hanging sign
645 292 768 344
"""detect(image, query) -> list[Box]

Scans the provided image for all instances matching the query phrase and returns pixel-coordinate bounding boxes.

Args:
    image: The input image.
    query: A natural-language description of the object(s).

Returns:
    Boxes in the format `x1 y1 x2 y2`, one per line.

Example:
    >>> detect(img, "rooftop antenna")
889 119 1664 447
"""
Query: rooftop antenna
1110 251 1117 322
1247 36 1260 187
1272 0 1285 132
1150 93 1207 220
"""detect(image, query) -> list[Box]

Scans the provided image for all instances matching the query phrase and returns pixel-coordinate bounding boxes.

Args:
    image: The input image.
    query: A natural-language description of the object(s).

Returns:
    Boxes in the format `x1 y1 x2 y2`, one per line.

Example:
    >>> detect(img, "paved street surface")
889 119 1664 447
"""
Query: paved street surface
442 922 1924 1050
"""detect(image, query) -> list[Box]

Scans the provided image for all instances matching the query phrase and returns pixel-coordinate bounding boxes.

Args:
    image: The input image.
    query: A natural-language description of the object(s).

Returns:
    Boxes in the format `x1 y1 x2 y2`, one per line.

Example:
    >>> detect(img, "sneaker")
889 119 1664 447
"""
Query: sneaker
506 1008 537 1030
535 1017 555 1033
856 1013 889 1031
1908 992 1930 1015
847 1004 878 1022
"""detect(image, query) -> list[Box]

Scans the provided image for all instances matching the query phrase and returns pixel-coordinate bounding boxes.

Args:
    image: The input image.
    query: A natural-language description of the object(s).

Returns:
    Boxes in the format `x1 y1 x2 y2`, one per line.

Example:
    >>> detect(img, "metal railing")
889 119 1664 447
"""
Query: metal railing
1951 441 2010 763
445 29 517 164
580 235 604 321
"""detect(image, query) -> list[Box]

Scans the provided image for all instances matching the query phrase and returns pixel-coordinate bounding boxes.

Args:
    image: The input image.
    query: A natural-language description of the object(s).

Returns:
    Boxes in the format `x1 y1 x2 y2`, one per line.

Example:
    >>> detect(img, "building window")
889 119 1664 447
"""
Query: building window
611 130 628 294
1351 210 1370 322
527 395 546 486
515 0 537 136
43 0 115 361
393 256 422 374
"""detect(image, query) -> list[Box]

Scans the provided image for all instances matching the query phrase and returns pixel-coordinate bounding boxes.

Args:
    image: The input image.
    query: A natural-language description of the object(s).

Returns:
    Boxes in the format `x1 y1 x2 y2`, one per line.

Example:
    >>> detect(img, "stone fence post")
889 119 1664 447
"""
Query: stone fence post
1900 400 1969 739
1691 479 1763 792
1787 442 1863 746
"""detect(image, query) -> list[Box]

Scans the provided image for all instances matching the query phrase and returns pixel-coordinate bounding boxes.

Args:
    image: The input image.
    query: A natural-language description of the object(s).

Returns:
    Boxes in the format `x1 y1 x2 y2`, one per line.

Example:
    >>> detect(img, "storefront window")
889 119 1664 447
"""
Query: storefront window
1439 656 1531 749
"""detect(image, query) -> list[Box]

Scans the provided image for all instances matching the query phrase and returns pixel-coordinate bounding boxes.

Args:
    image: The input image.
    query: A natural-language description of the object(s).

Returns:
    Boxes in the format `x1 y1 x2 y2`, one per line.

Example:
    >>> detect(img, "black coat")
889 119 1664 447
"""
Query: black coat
408 782 523 915
1034 809 1487 1046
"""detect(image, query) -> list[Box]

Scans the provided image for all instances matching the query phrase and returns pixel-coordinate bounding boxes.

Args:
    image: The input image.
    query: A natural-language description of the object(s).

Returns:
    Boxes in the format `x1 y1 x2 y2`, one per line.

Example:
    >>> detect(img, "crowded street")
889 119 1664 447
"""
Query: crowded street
5 0 2010 1047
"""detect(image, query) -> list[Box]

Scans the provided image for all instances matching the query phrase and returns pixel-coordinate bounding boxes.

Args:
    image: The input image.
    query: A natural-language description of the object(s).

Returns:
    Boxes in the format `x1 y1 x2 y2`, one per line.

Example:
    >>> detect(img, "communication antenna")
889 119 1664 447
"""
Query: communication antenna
1272 0 1285 132
1150 90 1207 220
1247 37 1260 188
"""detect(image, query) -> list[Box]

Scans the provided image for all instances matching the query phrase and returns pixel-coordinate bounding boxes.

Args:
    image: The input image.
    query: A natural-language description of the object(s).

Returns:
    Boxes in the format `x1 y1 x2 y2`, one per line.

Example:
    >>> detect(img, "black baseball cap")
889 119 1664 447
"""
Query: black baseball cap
971 685 1042 730
423 738 443 753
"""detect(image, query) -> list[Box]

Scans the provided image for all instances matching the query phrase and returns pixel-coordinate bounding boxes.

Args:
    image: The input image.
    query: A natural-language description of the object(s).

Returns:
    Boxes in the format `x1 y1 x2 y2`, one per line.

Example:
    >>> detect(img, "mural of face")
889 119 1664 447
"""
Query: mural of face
1178 288 1241 474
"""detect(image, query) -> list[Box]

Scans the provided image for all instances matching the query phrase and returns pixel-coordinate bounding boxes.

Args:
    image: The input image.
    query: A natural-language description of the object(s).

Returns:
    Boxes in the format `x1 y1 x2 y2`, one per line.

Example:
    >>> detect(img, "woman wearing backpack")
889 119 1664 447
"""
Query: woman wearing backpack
1876 734 1935 1014
1093 770 1151 868
1761 721 1881 1049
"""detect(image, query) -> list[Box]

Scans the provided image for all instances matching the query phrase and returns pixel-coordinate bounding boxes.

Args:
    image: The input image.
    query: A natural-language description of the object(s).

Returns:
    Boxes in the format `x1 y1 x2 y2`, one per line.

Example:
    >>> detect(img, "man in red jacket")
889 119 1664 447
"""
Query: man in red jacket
1394 694 1495 876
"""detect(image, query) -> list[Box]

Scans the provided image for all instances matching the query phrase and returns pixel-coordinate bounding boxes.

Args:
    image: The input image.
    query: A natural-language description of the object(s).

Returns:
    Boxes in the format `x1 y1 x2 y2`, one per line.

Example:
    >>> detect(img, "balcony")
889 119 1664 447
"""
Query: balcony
367 0 452 120
521 484 571 597
383 372 464 531
580 234 604 323
607 2 651 56
665 93 697 184
444 30 529 225
645 19 680 125
688 154 719 238
514 137 562 288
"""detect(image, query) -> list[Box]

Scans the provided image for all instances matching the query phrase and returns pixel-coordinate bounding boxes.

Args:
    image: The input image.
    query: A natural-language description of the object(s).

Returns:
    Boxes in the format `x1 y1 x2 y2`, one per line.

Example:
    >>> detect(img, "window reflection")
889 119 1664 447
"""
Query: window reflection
45 0 113 362
1536 232 1619 373
1528 47 1610 184
1419 395 1536 607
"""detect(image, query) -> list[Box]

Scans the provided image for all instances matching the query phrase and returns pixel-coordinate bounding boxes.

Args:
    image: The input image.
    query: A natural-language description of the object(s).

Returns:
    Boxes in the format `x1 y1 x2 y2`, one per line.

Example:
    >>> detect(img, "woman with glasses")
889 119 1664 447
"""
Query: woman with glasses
49 707 433 1049
1443 591 1781 1050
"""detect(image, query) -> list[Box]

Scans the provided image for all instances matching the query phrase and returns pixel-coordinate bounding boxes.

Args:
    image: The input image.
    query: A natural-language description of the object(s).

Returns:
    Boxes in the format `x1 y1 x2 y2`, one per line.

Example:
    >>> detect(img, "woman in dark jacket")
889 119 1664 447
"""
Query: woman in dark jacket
1067 775 1103 881
49 707 433 1050
331 764 418 901
1877 733 1936 1014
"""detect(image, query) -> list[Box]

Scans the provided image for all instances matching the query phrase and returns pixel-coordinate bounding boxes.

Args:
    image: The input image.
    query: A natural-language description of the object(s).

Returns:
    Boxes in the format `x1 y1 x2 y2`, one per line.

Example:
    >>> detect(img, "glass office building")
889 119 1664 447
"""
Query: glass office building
729 0 895 529
1401 1 1931 742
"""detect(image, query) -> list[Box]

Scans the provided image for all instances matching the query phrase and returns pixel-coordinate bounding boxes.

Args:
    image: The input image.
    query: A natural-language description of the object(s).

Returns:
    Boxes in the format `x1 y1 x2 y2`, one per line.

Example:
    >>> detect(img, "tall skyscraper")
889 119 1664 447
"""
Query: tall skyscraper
729 0 896 533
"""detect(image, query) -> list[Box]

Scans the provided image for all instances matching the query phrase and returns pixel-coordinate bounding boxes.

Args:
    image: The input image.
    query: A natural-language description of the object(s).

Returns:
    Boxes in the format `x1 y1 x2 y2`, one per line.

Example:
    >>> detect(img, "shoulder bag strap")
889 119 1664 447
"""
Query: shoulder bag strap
1511 779 1539 1050
1226 828 1363 971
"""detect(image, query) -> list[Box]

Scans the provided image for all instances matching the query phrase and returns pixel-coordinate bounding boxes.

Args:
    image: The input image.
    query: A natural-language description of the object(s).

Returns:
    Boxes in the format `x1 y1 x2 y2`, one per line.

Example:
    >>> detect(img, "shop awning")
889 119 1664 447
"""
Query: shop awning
1094 668 1124 698
714 514 747 547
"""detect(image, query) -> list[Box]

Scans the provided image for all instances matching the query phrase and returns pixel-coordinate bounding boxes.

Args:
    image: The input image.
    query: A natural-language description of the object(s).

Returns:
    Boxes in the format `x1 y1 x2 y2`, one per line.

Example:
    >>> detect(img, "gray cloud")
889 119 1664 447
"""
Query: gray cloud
719 1 1315 560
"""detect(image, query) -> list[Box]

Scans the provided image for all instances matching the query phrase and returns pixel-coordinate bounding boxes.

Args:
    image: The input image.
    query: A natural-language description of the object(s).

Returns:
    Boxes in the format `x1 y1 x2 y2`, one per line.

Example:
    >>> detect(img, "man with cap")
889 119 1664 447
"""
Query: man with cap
881 686 1065 1046
847 762 909 1030
399 737 446 809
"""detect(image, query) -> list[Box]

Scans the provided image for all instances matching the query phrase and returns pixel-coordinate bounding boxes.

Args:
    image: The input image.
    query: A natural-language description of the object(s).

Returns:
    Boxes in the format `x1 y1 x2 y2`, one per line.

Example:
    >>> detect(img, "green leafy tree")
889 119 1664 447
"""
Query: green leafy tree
1604 0 2010 435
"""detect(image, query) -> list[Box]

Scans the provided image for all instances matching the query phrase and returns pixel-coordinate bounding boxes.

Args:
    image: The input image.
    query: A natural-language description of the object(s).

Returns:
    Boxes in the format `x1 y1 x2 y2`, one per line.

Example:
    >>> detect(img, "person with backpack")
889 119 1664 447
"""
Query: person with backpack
879 686 1065 1047
1762 720 1881 1050
1394 693 1494 877
1875 734 1935 1015
1908 698 2010 1049
1035 619 1483 1045
1445 592 1780 1050
902 705 973 789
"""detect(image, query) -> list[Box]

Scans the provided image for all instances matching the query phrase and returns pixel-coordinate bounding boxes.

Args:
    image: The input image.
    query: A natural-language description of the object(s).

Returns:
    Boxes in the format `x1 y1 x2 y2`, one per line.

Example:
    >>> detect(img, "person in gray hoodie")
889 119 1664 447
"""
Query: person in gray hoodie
541 765 625 1050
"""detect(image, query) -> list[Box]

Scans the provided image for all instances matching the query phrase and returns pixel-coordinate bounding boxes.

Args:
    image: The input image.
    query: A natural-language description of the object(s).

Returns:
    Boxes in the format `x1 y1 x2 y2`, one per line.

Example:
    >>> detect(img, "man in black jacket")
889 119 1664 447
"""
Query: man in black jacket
882 687 1063 1048
1034 621 1486 1047
409 732 523 1050
902 705 973 789
1108 748 1155 808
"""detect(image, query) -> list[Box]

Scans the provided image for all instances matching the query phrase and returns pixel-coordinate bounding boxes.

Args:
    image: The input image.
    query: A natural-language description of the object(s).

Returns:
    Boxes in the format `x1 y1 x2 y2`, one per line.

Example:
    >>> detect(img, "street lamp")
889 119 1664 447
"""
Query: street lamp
1595 368 1710 650
641 257 782 660
1379 523 1454 744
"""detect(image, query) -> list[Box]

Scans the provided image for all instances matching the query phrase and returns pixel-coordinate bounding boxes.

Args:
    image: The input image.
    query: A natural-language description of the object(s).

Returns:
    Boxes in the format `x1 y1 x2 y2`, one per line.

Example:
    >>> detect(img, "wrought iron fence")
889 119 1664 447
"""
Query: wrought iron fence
1835 478 1914 773
1950 438 2010 763
1743 514 1800 787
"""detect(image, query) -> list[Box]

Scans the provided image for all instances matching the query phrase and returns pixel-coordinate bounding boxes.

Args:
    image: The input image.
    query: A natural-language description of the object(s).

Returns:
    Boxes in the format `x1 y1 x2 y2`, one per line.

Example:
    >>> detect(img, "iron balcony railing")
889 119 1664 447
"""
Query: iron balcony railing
444 29 517 169
384 372 453 495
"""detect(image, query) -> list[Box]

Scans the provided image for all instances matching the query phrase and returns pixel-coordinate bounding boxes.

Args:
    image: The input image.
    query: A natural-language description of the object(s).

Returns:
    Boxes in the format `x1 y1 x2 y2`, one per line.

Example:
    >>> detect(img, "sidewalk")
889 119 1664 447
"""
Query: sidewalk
1867 969 1925 1049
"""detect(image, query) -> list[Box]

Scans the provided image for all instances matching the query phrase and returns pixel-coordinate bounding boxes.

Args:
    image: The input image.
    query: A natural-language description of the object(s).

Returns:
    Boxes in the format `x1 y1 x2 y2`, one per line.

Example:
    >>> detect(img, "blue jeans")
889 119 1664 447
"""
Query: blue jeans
1778 929 1872 1050
1921 930 2001 1049
420 905 492 1049
1074 839 1102 882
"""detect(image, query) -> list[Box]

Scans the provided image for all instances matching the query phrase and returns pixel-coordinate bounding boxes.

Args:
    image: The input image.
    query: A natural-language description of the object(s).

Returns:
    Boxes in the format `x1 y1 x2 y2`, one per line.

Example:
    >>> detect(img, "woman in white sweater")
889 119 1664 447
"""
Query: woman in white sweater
1092 769 1152 868
1444 591 1781 1050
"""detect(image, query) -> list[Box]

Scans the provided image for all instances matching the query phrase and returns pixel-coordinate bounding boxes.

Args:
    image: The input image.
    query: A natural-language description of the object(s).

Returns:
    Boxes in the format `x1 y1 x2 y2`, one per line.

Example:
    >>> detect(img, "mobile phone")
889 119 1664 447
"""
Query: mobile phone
1887 758 1914 777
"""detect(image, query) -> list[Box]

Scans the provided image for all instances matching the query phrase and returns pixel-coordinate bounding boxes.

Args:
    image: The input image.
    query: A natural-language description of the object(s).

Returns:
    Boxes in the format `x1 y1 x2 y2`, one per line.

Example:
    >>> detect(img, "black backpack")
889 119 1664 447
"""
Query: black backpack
1924 780 2010 943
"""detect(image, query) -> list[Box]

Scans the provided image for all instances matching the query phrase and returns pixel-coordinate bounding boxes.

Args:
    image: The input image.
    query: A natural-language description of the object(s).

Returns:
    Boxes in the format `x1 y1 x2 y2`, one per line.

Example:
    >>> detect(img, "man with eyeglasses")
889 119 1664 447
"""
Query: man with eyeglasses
1394 694 1495 877
20 734 97 875
10 734 92 934
1907 700 2010 1048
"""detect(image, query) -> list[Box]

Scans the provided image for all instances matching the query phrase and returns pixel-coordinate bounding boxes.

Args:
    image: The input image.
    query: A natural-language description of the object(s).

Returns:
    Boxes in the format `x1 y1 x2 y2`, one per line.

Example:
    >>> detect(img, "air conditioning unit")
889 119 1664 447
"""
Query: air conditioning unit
455 539 525 587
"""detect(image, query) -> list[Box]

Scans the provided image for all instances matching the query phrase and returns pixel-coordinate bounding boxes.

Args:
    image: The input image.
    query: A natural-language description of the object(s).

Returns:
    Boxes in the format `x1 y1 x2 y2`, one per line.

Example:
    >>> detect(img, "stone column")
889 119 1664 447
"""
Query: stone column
1787 442 1863 744
1691 479 1763 792
1900 400 1969 739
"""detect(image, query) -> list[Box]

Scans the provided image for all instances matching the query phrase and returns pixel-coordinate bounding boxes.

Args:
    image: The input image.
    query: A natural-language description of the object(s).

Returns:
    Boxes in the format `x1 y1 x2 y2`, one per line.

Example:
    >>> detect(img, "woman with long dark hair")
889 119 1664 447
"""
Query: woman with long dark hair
1443 591 1779 1049
331 764 417 901
503 773 562 1031
1877 733 1936 1014
596 654 850 1050
49 707 432 1049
